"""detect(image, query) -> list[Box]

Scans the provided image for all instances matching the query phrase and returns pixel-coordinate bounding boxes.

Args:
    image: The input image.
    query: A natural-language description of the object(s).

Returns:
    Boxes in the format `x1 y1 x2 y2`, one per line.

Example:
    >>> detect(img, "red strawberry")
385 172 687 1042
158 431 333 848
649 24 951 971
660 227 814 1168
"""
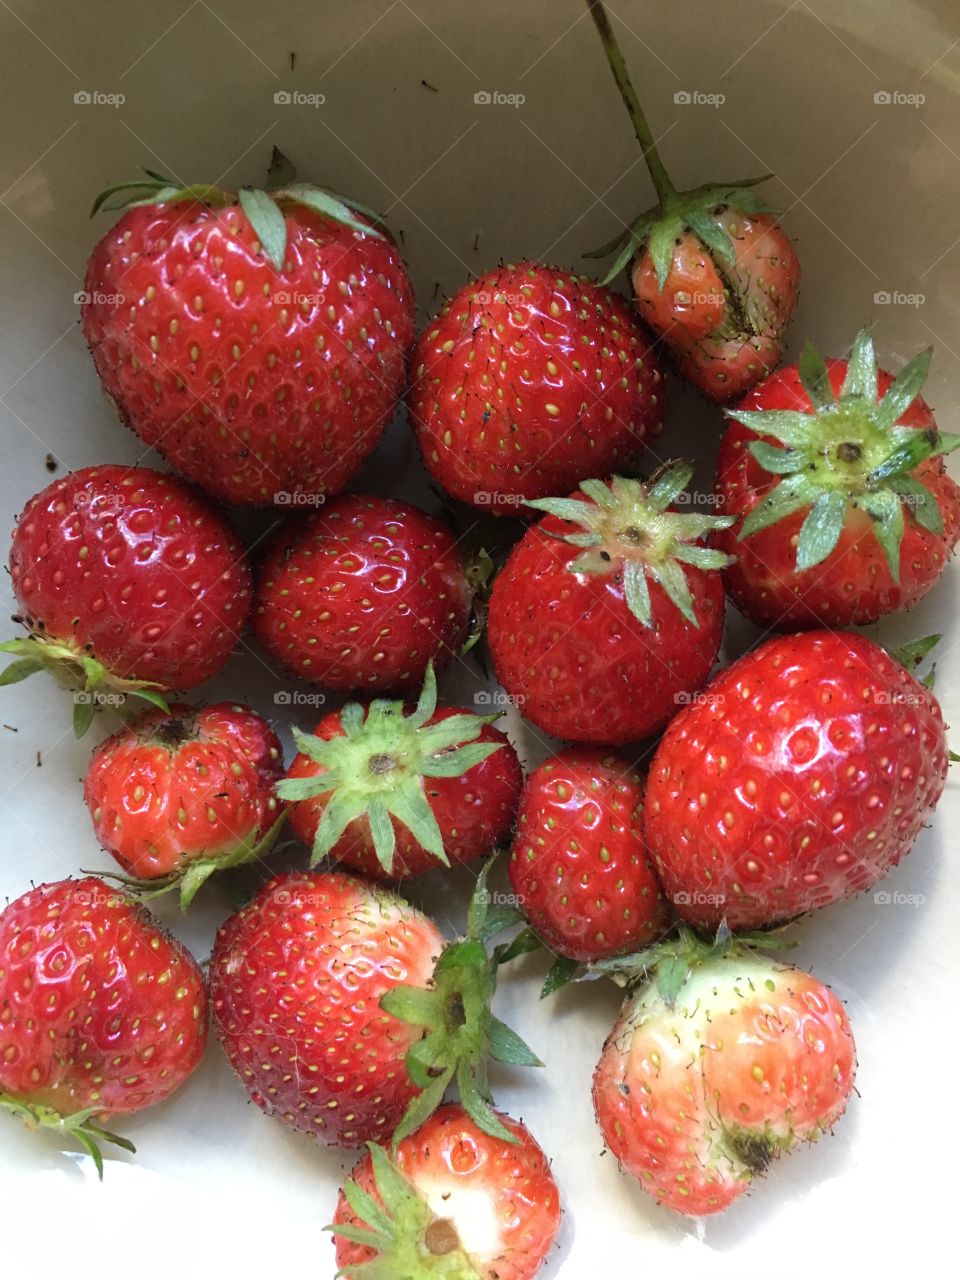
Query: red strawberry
84 701 285 908
0 876 208 1175
408 261 664 511
486 466 733 745
644 630 948 930
509 748 669 962
331 1104 561 1279
278 664 522 879
586 0 799 402
716 331 960 628
252 493 471 692
81 163 414 506
593 938 856 1215
1 465 251 730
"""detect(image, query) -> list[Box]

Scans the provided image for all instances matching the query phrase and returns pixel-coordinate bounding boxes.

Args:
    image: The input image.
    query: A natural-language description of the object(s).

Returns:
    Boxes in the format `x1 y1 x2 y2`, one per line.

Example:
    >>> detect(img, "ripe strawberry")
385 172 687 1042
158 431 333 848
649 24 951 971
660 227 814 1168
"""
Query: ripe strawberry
716 331 960 628
644 630 948 930
1 465 251 731
330 1105 561 1279
586 0 799 401
84 701 285 909
408 261 664 511
0 876 208 1176
593 938 856 1215
278 664 522 879
509 748 669 961
82 163 414 506
252 493 471 692
486 465 733 745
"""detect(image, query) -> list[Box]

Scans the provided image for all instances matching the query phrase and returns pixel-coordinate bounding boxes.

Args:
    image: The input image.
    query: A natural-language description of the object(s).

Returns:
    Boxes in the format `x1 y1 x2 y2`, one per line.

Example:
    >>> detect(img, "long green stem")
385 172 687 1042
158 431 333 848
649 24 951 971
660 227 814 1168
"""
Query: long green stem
586 0 675 207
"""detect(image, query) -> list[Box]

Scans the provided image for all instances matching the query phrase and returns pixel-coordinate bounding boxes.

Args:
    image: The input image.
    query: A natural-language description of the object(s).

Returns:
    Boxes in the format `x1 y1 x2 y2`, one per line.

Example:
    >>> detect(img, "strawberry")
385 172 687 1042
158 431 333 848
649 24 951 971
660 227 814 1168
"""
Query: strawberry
509 748 669 962
0 876 208 1176
644 630 949 930
407 262 664 511
84 701 285 909
593 935 856 1215
330 1104 561 1279
81 159 414 506
486 465 733 745
585 0 799 402
278 664 522 879
0 465 251 732
252 493 471 692
716 331 960 628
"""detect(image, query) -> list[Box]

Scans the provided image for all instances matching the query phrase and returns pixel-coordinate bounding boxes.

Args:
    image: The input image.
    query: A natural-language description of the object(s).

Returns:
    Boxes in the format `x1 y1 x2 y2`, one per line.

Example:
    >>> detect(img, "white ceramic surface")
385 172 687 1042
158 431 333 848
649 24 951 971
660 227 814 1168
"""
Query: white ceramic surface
1 1 958 1276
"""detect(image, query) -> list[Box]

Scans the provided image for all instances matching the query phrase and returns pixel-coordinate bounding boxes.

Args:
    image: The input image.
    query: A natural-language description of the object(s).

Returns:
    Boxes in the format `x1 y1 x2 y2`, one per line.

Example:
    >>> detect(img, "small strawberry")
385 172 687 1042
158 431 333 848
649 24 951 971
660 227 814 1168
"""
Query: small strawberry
1 465 251 733
278 664 522 879
408 262 665 511
644 630 949 930
509 748 669 963
82 156 414 506
84 701 285 909
252 493 471 692
486 465 734 745
0 876 208 1176
593 934 856 1215
716 331 960 628
330 1104 561 1279
585 0 799 402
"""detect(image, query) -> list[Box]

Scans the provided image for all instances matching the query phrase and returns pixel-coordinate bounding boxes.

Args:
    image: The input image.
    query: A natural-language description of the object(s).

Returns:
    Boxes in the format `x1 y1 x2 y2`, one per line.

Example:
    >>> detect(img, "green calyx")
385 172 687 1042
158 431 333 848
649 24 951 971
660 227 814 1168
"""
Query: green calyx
0 1094 135 1181
275 664 504 876
526 465 735 629
380 863 541 1148
327 1142 482 1280
90 149 384 272
731 331 959 580
0 634 169 738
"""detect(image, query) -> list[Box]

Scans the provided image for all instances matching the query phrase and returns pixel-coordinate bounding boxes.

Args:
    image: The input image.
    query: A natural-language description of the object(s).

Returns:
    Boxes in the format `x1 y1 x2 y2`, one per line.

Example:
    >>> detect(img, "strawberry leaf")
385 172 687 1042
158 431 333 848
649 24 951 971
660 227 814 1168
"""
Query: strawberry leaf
238 187 288 271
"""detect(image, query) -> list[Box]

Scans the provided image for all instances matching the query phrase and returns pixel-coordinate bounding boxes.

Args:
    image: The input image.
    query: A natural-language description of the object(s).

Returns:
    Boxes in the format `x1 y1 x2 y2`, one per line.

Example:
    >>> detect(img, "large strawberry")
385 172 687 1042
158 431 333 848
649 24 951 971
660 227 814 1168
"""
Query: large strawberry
278 664 522 879
82 160 414 506
408 262 664 511
585 0 799 402
84 701 285 909
716 331 960 628
593 934 856 1215
0 876 208 1176
644 630 948 930
486 465 733 744
252 493 471 692
330 1105 561 1279
509 748 669 963
1 465 251 733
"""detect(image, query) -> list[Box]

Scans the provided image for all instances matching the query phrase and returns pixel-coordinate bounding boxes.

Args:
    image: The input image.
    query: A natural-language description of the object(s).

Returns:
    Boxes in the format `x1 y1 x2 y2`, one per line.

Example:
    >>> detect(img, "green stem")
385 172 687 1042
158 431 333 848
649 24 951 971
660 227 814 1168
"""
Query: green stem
586 0 676 206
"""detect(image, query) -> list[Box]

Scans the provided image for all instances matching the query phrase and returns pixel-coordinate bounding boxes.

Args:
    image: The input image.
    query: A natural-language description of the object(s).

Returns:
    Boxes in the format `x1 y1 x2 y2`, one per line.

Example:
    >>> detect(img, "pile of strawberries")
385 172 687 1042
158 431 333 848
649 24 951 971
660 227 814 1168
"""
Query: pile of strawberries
1 4 956 1274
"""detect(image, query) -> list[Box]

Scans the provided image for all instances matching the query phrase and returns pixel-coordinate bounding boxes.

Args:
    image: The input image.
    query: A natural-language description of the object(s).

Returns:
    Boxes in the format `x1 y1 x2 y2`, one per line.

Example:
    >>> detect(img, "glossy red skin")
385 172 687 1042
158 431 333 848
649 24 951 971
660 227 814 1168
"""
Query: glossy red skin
285 708 523 879
717 356 960 628
210 871 443 1146
487 503 726 745
593 955 855 1215
333 1104 561 1279
82 201 415 506
8 465 251 689
633 213 800 403
408 262 664 511
84 702 284 880
509 749 669 960
0 877 208 1117
252 494 471 691
644 630 949 929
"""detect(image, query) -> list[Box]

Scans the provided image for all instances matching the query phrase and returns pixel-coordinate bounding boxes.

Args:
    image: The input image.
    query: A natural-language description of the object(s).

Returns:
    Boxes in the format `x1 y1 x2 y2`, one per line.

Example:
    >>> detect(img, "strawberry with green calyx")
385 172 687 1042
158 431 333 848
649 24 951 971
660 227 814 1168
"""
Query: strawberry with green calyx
717 331 960 627
584 0 799 402
277 663 522 879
